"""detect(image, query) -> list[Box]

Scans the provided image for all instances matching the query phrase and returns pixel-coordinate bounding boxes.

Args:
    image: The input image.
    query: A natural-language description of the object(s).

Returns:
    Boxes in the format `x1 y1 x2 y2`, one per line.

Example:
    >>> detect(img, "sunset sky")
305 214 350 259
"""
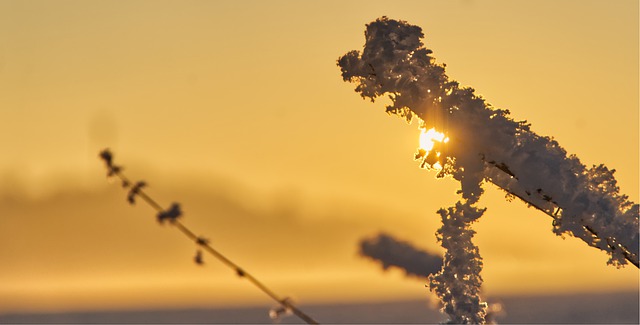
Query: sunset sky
0 0 638 314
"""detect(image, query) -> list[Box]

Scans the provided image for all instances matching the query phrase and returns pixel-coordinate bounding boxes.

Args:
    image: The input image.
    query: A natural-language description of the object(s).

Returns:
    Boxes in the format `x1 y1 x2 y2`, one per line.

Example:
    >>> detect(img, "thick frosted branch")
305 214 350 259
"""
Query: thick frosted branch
338 17 638 268
429 200 487 324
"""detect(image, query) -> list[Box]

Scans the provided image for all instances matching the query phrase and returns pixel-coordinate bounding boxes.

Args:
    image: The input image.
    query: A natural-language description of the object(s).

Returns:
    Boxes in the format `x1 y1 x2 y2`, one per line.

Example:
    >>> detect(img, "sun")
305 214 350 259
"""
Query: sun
418 127 449 170
419 127 449 152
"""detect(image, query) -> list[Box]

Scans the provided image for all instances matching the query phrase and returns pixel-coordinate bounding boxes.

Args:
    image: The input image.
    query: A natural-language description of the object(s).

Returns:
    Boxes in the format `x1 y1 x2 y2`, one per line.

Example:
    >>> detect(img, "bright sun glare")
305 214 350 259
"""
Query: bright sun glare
419 128 449 152
419 128 449 169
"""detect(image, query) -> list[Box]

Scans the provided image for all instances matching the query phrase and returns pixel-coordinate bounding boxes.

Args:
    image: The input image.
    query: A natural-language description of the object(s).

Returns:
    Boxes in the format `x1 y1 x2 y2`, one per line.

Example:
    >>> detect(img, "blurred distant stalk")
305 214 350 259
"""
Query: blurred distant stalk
99 149 319 325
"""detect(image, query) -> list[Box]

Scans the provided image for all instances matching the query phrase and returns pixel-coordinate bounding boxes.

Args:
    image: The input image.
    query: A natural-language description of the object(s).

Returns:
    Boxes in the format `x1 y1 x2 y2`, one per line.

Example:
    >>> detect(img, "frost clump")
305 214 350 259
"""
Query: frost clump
338 16 639 323
338 16 638 268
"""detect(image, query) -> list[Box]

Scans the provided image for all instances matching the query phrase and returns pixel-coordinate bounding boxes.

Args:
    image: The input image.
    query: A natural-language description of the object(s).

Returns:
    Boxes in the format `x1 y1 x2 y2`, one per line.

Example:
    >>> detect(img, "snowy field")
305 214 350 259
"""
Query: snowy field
1 291 637 324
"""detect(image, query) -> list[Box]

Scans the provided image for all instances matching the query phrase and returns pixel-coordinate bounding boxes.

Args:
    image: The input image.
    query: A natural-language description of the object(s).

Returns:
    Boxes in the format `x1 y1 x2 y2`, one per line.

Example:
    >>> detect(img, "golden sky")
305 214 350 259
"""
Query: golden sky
0 0 638 314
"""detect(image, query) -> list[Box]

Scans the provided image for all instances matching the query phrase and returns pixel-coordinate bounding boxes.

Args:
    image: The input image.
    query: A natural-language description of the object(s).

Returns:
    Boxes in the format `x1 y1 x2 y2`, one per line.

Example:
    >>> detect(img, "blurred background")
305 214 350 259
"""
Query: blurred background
0 0 638 323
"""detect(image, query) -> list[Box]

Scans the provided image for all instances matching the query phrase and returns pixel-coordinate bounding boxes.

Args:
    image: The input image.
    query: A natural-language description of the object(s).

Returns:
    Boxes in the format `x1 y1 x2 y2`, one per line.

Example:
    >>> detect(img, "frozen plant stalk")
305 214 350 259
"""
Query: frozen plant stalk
430 201 487 323
338 16 639 323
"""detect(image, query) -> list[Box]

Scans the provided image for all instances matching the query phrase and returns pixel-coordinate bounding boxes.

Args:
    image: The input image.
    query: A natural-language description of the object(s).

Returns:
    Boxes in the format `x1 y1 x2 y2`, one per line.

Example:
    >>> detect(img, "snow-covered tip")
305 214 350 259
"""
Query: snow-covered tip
269 298 293 322
157 203 182 224
127 181 147 205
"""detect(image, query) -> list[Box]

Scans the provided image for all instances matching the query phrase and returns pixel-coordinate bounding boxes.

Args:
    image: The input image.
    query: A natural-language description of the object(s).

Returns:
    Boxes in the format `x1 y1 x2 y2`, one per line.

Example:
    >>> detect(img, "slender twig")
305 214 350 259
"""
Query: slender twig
99 149 319 324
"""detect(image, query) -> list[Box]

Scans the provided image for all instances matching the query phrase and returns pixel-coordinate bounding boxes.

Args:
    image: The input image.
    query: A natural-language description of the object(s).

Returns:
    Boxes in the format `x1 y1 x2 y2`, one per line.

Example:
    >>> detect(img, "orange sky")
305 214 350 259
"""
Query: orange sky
0 0 638 314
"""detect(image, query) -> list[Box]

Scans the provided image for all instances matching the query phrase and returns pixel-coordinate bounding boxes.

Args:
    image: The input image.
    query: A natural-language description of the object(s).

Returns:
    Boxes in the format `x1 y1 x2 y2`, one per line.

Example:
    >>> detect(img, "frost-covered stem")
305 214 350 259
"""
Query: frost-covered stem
429 200 488 324
337 17 639 268
99 149 319 325
338 16 638 325
486 164 639 267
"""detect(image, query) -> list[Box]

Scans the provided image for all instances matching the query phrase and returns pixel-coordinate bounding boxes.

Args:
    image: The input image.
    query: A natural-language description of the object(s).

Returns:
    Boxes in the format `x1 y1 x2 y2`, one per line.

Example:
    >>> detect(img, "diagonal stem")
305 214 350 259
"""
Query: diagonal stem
484 163 639 268
108 168 319 324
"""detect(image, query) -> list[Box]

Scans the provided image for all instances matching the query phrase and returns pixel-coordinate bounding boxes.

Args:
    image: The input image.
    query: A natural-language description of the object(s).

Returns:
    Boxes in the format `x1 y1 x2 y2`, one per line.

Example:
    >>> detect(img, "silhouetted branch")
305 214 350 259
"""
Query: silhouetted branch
99 148 319 324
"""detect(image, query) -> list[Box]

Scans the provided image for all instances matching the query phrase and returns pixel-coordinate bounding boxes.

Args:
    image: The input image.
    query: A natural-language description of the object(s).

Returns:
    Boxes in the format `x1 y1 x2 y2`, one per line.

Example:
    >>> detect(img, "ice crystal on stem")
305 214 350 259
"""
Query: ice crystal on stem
338 15 638 324
429 200 487 324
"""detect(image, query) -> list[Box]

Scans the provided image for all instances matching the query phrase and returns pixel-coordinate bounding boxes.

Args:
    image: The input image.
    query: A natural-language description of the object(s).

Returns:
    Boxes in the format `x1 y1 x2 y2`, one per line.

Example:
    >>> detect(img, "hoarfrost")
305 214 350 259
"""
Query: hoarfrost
338 16 639 323
338 15 638 268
